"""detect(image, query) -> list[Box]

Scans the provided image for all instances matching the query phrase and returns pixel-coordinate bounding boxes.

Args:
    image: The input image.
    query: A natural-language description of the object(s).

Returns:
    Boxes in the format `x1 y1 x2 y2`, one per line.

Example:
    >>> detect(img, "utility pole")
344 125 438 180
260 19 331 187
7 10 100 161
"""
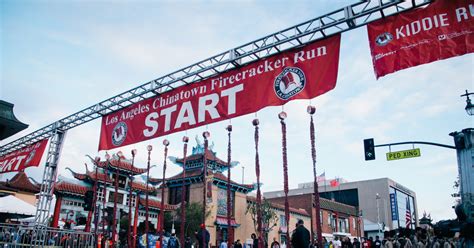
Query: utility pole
450 128 474 222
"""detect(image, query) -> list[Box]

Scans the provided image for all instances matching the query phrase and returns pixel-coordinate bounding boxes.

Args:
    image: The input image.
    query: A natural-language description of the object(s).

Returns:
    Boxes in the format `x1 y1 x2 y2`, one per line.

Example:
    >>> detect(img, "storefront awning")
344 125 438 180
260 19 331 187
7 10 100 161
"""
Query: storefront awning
215 216 240 227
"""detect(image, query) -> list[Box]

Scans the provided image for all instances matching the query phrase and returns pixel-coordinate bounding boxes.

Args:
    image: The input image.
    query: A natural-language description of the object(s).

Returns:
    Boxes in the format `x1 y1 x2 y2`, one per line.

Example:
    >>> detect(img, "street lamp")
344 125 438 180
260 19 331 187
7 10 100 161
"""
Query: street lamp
461 90 474 116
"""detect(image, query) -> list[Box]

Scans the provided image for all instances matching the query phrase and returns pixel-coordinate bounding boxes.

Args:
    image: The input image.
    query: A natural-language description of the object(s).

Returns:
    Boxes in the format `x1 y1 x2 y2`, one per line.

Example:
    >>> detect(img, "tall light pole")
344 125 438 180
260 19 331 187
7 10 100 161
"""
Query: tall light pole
128 149 137 248
452 90 474 223
145 145 153 248
376 193 382 236
112 151 123 247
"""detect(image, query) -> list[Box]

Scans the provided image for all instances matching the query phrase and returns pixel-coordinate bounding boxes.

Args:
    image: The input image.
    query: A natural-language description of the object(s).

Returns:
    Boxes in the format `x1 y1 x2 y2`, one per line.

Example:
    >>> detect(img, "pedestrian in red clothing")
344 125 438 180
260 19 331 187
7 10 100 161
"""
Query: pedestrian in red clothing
362 238 371 248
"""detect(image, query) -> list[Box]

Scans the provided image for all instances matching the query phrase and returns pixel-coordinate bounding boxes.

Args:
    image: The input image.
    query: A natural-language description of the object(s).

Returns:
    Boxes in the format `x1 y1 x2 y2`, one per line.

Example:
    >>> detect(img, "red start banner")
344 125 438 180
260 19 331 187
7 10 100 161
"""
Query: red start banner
0 139 48 174
367 0 474 79
99 34 341 150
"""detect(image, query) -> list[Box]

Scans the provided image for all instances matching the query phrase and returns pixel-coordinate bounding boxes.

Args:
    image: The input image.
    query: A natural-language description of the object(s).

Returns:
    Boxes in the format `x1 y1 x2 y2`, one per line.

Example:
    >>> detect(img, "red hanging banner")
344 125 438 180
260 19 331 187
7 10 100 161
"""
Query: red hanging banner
0 139 49 174
98 34 341 150
367 0 474 79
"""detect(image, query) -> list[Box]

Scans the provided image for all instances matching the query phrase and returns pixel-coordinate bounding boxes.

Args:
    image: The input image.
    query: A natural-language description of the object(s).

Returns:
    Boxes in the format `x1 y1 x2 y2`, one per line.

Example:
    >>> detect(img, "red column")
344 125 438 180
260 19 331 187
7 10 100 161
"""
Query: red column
52 195 62 228
156 212 160 233
133 196 140 248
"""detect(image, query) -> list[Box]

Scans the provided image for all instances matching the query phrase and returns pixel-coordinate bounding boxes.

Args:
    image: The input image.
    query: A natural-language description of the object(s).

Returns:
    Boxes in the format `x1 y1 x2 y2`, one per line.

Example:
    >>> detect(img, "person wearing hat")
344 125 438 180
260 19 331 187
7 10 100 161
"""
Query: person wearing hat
195 224 210 248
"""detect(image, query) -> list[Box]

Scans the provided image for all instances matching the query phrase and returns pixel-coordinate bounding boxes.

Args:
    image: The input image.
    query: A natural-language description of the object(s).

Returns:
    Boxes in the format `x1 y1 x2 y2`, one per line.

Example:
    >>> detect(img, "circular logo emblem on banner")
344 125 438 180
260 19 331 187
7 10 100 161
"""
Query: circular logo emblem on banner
25 150 36 166
112 122 128 146
274 67 306 100
375 32 393 46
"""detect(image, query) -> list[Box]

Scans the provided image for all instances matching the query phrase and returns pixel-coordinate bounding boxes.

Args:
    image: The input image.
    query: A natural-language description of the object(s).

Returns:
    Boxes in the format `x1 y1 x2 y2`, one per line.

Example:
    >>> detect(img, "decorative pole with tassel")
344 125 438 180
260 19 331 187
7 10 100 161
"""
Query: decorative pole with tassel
145 145 153 248
226 125 233 247
253 119 264 248
159 140 170 248
308 106 323 247
128 149 137 248
202 131 210 248
102 153 110 248
111 151 123 247
279 111 291 248
180 136 189 247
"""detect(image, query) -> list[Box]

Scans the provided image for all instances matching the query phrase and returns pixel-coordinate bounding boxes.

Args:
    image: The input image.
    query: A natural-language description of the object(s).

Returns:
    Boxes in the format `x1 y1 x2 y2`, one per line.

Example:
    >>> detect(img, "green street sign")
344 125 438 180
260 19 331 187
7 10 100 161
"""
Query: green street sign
386 148 421 161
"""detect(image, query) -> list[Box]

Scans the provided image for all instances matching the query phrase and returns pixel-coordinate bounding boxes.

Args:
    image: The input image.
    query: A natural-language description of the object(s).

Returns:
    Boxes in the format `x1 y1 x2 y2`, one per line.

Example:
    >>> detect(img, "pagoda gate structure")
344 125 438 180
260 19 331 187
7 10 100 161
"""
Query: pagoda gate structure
0 171 40 205
149 139 255 245
52 153 177 239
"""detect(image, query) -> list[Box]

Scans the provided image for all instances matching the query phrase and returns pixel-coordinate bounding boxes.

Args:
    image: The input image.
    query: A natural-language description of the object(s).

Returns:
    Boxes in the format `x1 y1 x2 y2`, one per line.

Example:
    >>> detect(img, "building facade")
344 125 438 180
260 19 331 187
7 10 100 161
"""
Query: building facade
265 178 418 233
150 141 311 247
266 193 362 240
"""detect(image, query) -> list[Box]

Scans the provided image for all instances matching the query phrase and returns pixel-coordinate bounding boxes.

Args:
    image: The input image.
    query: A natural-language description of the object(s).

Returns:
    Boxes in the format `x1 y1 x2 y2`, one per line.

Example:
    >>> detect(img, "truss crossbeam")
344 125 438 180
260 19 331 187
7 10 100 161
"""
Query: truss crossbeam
0 0 430 156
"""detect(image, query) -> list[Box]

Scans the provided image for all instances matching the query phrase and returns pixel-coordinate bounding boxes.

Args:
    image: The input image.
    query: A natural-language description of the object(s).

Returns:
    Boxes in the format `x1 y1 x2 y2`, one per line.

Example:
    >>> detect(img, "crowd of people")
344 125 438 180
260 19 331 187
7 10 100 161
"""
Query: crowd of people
0 225 93 247
213 220 471 248
1 221 472 248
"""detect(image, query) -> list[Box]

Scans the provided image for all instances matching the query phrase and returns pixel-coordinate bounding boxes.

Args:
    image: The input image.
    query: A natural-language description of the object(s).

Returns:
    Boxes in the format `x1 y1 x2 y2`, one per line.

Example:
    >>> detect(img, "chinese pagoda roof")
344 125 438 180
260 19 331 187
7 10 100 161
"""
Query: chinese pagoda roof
0 100 28 140
55 181 90 196
138 197 179 211
0 171 40 193
94 154 147 175
69 168 111 183
169 139 239 173
130 181 155 193
174 149 228 168
67 168 155 193
149 169 254 193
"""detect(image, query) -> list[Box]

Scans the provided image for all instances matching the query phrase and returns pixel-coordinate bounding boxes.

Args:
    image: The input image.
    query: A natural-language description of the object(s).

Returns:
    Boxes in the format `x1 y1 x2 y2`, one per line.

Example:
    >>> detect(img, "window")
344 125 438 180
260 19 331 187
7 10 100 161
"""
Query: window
110 173 127 188
338 219 345 233
118 175 127 188
217 188 234 216
126 194 137 207
320 211 323 225
330 215 336 231
97 188 105 202
280 215 286 227
108 192 124 204
168 185 190 205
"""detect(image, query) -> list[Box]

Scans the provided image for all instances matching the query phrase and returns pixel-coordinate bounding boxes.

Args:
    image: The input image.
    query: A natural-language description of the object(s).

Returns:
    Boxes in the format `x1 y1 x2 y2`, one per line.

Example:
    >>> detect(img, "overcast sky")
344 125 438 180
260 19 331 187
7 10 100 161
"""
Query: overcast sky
1 0 472 222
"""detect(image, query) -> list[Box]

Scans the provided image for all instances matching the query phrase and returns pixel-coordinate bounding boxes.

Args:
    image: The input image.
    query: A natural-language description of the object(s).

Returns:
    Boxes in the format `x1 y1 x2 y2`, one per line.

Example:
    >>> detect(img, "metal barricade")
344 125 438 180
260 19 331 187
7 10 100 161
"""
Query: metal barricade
0 223 95 248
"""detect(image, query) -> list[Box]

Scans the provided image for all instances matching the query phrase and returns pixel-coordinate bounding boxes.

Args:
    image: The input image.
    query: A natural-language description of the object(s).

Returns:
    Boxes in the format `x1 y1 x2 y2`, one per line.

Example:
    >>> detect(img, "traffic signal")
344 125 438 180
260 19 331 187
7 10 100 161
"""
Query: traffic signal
84 190 94 211
364 138 375 161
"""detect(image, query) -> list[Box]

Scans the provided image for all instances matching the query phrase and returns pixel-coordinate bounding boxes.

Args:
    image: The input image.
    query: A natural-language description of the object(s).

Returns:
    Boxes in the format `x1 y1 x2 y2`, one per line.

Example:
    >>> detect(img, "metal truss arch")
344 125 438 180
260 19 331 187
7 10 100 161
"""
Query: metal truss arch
0 0 430 156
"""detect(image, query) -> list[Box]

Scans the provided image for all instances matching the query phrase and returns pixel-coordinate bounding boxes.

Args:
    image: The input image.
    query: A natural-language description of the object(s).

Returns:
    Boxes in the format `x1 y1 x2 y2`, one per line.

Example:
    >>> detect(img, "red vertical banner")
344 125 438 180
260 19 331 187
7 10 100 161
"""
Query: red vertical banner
367 0 474 79
98 35 341 150
0 139 49 173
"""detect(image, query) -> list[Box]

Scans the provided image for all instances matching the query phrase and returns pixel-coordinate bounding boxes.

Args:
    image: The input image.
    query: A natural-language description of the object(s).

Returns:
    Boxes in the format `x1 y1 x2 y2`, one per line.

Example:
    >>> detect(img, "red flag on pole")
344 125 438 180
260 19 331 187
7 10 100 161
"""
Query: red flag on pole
330 179 339 187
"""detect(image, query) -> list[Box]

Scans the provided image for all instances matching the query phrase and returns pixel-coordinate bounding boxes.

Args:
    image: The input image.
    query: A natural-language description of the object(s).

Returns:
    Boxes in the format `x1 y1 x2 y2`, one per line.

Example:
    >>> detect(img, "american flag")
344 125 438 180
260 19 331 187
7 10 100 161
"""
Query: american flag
405 198 411 228
316 172 326 183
